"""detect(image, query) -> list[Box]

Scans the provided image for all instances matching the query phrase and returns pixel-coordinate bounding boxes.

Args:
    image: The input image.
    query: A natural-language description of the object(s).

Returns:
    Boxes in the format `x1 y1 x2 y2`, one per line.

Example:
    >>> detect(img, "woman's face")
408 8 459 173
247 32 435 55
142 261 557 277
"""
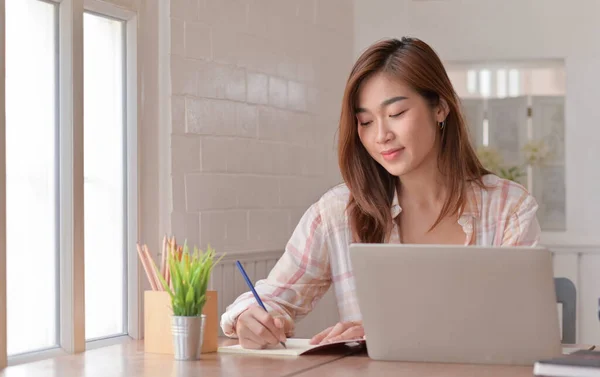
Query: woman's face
356 72 446 177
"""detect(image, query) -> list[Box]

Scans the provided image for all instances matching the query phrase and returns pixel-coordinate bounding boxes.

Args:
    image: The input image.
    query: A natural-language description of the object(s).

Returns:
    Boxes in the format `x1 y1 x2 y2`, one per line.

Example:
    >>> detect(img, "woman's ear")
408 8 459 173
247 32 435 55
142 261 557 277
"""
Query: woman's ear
436 98 450 122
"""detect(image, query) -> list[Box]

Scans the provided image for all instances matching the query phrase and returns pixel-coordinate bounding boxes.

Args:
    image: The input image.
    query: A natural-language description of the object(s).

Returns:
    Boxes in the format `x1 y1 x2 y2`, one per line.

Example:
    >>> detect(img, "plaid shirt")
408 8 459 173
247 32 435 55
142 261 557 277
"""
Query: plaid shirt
220 174 541 337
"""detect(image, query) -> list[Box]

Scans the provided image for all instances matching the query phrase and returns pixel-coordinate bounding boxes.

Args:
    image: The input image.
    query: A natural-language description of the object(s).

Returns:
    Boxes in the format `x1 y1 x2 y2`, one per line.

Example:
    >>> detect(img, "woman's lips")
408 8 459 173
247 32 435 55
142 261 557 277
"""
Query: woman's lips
381 147 404 161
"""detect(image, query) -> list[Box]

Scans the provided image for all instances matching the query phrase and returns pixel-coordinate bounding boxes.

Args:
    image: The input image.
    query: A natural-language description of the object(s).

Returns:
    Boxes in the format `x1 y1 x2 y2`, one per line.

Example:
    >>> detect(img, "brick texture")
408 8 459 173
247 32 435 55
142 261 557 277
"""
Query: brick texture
170 0 353 253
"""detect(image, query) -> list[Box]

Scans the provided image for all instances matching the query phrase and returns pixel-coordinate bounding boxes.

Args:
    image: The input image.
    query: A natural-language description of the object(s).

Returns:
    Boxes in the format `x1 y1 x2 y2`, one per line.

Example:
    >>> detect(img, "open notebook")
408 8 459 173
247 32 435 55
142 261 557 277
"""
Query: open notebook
562 344 596 354
217 338 366 357
219 340 592 358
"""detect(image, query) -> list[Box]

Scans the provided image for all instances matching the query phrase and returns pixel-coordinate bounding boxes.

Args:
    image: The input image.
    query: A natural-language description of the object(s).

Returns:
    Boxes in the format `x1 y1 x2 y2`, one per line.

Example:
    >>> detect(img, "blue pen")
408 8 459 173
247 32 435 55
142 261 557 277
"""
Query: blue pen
235 260 287 348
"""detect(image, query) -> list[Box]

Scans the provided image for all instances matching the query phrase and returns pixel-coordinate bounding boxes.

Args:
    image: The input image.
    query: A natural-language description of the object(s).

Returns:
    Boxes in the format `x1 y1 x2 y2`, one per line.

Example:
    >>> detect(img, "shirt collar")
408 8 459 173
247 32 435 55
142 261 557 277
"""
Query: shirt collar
391 188 401 218
461 181 481 218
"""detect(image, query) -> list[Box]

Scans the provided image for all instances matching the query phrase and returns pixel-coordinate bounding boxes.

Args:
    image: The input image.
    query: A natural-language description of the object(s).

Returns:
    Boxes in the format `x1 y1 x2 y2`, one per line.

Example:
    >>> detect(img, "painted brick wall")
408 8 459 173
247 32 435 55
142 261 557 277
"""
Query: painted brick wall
169 0 354 253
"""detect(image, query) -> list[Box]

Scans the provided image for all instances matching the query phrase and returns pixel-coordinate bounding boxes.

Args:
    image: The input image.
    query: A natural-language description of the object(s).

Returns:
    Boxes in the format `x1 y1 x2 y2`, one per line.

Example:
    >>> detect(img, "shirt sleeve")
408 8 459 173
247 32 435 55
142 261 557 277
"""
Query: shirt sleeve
219 202 332 338
501 193 541 246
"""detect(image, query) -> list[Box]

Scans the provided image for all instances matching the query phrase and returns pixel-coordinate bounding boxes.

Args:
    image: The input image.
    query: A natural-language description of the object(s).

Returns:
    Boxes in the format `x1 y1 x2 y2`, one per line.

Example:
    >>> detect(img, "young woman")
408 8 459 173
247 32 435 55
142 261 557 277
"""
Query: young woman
220 37 541 349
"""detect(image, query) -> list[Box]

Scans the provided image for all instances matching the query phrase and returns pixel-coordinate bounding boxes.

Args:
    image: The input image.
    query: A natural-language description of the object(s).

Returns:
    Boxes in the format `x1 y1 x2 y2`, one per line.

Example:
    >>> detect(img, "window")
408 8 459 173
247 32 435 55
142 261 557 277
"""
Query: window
508 69 520 97
446 63 565 140
496 69 507 98
467 70 477 94
478 69 491 98
447 61 566 231
83 12 127 341
6 0 59 356
1 0 139 365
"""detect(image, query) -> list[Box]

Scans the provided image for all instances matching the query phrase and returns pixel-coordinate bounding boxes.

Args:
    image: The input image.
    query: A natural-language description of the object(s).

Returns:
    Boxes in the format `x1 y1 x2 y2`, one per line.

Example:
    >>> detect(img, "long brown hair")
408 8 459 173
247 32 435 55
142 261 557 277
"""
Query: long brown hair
338 37 489 243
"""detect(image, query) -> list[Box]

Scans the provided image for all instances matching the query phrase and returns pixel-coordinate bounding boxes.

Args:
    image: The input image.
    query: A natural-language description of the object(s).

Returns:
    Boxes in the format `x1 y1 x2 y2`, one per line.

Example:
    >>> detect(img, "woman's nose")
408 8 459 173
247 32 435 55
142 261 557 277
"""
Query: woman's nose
375 119 392 144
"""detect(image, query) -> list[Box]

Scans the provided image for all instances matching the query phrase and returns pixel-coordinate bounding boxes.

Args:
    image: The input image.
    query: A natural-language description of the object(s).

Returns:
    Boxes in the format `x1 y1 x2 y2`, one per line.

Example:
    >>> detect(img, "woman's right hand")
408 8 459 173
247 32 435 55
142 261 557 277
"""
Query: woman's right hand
235 304 287 349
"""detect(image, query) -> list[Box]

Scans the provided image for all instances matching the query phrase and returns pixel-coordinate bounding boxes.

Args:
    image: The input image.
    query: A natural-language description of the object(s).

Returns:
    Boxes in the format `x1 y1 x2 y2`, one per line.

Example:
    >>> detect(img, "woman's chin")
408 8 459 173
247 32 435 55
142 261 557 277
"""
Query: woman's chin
382 162 412 177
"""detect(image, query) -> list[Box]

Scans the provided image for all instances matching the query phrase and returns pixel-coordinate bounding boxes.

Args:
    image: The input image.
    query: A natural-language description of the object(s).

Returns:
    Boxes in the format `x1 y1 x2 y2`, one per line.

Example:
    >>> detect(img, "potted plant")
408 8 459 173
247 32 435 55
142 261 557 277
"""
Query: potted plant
151 241 223 360
476 139 551 187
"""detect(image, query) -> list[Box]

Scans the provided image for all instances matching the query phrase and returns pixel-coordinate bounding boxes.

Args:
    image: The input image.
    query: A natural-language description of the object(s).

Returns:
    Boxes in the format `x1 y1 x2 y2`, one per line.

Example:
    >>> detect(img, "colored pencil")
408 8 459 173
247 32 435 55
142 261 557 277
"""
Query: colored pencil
137 243 158 291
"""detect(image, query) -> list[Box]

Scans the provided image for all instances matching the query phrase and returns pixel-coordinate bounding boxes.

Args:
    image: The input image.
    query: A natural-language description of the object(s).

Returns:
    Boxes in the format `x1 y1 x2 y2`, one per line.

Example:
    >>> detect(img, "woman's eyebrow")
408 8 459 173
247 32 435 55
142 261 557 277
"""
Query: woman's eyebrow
356 96 408 113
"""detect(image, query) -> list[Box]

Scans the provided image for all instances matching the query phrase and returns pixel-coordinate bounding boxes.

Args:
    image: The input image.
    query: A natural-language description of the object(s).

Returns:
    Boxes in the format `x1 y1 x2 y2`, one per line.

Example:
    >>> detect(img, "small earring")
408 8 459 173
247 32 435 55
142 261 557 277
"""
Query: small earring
439 120 446 130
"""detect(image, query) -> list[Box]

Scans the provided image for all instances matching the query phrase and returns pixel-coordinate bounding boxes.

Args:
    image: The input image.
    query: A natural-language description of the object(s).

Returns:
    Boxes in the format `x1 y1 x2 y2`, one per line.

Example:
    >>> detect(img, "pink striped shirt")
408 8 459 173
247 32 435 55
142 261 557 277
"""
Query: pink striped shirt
220 174 541 337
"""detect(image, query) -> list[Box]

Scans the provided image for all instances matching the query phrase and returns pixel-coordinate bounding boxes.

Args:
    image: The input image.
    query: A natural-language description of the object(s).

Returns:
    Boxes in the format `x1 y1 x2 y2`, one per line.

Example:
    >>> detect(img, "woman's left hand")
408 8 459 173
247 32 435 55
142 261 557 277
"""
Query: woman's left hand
309 321 364 345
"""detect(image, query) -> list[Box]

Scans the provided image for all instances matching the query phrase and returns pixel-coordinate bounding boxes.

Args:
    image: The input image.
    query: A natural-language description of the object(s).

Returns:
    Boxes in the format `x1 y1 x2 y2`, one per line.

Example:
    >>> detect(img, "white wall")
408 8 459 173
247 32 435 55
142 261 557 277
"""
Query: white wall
100 0 137 8
165 0 354 254
354 0 600 246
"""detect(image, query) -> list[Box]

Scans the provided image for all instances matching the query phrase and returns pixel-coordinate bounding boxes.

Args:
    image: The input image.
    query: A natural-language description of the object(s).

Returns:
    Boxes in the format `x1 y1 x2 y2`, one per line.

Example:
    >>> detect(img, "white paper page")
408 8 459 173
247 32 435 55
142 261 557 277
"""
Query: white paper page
217 338 316 356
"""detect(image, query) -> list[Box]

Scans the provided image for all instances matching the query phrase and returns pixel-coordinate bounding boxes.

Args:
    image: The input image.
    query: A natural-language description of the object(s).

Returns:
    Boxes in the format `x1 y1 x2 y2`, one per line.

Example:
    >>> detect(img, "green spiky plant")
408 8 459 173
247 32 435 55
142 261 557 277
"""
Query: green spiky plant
152 242 224 317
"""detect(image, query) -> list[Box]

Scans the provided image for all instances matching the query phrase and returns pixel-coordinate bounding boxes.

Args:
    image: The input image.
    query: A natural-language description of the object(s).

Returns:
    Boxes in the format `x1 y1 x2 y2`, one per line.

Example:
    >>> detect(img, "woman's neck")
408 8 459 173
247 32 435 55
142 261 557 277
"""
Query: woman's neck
397 161 447 210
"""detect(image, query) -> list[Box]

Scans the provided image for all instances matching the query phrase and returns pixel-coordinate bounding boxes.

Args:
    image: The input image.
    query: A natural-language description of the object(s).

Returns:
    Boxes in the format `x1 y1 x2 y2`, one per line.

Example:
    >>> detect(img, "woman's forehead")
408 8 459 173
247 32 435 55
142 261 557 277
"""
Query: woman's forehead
356 73 415 109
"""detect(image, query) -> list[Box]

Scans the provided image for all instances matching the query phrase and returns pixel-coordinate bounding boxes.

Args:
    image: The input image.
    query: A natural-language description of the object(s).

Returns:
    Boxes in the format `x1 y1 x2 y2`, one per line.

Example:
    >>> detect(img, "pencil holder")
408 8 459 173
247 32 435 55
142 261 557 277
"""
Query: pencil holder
144 290 219 355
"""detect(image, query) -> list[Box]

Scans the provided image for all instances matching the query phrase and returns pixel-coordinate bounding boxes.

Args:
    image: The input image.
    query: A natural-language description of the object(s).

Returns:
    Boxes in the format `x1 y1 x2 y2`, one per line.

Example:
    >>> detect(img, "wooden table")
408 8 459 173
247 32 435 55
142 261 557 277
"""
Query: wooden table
0 339 350 377
0 338 562 377
295 352 536 377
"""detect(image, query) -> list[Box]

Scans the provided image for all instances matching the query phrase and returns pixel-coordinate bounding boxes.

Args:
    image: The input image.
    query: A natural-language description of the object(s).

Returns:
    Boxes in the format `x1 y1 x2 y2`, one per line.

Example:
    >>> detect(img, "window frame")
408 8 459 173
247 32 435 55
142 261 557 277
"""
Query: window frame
0 0 140 367
3 0 62 361
0 0 7 368
86 0 140 343
82 6 132 344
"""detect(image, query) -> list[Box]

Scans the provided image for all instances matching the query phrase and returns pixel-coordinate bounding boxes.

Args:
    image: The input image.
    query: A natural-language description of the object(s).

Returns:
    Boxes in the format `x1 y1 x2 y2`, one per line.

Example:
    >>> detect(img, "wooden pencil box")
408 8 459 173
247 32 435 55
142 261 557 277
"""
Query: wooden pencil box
144 290 219 354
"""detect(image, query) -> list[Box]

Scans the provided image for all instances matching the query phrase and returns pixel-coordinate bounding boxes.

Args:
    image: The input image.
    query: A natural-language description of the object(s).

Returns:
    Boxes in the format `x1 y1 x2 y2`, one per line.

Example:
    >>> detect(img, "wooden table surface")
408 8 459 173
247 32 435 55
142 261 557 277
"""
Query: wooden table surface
0 338 570 377
294 352 536 377
0 339 350 377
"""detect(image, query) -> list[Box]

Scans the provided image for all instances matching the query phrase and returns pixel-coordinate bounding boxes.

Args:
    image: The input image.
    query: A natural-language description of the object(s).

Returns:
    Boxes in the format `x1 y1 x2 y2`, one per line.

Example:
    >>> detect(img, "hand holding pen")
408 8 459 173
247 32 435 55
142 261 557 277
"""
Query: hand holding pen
234 261 287 349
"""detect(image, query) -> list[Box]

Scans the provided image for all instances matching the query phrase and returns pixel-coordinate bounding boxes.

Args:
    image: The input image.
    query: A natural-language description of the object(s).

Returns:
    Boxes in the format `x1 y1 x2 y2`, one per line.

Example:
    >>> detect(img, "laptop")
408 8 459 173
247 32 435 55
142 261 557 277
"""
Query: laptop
349 244 563 365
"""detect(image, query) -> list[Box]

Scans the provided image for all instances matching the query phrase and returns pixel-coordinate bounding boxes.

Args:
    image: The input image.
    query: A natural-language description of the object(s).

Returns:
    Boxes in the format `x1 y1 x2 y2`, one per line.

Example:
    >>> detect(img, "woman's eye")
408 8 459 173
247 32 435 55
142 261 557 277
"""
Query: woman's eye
389 110 407 118
359 120 372 126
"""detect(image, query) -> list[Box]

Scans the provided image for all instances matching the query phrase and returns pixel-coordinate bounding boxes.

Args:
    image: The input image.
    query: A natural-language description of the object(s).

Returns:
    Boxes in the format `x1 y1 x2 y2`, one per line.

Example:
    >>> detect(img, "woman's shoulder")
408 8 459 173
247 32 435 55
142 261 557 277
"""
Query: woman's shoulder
474 174 539 216
316 183 351 211
319 182 351 202
291 183 350 238
311 183 351 226
479 173 532 195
